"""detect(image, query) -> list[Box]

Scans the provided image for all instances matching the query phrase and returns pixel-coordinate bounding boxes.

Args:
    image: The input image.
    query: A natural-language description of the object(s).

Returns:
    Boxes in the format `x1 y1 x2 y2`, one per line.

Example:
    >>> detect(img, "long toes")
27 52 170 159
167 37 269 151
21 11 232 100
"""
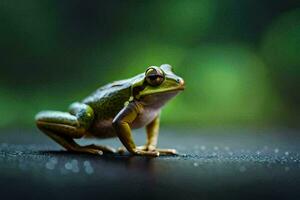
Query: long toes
87 149 103 155
135 150 160 157
156 149 177 155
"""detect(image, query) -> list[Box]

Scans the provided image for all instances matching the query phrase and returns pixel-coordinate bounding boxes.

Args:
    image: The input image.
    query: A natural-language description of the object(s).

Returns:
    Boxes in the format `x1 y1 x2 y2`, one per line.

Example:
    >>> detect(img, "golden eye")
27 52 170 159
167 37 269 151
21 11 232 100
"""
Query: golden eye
145 67 165 86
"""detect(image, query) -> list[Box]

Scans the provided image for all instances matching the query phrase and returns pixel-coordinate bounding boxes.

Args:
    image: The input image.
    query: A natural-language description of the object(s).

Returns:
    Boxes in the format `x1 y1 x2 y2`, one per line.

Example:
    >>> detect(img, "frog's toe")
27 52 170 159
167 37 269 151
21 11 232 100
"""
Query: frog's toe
87 149 103 155
134 150 160 157
117 146 126 154
136 145 147 151
156 148 177 156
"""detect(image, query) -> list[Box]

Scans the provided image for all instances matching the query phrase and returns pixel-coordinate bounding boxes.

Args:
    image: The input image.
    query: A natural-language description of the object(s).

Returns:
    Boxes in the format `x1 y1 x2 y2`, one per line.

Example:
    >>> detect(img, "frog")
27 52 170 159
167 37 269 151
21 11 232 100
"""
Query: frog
35 64 185 157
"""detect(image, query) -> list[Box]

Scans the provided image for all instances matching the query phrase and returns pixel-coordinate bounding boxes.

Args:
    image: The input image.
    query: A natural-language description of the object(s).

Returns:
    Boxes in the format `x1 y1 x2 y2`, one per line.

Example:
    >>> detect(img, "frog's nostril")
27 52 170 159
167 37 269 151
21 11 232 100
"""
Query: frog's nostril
178 78 184 85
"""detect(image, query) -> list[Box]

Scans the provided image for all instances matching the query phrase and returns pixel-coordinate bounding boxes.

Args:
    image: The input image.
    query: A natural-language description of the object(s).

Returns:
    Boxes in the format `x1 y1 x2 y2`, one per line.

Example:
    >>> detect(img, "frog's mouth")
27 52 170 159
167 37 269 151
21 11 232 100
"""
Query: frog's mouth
137 85 184 99
157 86 185 94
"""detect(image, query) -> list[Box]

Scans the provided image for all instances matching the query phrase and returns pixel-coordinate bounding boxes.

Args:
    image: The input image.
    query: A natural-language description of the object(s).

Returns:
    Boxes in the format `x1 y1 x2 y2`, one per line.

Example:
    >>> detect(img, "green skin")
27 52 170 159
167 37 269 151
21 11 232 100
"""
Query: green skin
35 64 185 156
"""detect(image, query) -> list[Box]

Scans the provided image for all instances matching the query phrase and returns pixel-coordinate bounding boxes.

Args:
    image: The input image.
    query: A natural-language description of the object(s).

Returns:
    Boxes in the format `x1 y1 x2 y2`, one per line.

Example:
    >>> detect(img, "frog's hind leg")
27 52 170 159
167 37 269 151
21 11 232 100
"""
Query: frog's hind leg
35 103 116 155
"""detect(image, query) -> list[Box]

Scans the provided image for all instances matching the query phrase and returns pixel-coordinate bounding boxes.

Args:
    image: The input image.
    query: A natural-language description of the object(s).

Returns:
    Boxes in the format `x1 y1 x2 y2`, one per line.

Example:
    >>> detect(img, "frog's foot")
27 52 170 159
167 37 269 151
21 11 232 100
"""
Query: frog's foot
116 146 159 156
136 145 150 151
82 144 117 154
155 148 177 156
134 149 160 157
136 145 177 156
117 145 153 154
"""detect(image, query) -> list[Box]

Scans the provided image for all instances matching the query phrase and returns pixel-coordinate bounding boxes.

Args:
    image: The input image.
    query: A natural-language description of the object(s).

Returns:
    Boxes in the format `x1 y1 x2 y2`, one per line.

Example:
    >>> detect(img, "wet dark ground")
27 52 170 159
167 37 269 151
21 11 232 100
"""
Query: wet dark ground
0 128 300 200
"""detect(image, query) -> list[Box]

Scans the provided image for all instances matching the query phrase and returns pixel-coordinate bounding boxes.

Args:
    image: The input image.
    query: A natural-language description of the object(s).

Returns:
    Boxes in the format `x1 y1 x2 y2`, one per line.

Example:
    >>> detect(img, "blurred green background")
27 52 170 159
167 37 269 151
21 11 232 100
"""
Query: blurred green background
0 0 299 129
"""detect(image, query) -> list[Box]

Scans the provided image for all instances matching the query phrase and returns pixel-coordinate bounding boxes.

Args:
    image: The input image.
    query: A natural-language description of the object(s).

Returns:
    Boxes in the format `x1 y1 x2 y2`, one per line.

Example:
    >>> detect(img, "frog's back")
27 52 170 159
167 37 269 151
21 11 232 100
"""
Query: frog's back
81 80 132 138
82 80 131 119
82 74 149 138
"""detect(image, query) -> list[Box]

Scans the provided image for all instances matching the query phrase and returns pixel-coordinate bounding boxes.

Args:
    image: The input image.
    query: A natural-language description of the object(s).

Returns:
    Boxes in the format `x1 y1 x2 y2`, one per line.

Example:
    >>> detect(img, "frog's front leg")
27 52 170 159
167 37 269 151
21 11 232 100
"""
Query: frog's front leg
36 102 116 155
137 115 177 155
113 102 160 157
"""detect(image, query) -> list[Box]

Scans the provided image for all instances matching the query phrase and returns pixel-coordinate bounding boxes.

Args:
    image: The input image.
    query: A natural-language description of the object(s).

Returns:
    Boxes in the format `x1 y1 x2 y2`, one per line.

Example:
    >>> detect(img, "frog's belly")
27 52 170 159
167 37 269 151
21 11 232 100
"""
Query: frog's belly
87 118 116 138
87 109 159 139
131 107 159 129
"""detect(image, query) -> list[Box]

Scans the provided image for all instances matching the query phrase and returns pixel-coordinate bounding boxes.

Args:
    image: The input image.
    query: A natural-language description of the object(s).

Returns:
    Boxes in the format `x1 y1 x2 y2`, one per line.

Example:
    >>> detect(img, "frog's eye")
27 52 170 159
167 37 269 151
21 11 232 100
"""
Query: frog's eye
145 67 165 86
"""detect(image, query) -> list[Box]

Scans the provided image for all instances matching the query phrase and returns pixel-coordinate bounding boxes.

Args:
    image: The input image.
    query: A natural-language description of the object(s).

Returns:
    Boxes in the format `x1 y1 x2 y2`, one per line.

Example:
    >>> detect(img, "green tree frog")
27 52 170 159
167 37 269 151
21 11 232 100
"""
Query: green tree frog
35 64 185 156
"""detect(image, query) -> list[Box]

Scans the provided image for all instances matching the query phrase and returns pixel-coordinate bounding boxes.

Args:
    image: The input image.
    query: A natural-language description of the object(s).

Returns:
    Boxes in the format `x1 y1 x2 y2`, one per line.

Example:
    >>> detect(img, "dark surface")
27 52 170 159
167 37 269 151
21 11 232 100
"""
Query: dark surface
1 128 300 200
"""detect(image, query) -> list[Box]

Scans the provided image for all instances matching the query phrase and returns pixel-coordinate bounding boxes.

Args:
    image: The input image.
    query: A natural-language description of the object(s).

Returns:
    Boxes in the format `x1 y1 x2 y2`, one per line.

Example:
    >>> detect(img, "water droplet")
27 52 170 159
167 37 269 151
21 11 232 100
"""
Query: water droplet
200 146 206 151
83 160 91 167
193 162 199 167
46 162 55 170
256 151 261 155
85 166 94 175
71 159 78 165
274 148 279 153
65 162 72 170
224 146 230 151
213 146 219 151
285 151 289 156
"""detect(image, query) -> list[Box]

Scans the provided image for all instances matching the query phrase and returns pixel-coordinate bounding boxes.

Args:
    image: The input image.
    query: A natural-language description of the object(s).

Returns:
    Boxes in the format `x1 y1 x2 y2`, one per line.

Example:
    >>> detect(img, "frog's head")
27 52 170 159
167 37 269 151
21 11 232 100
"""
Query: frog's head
132 64 184 107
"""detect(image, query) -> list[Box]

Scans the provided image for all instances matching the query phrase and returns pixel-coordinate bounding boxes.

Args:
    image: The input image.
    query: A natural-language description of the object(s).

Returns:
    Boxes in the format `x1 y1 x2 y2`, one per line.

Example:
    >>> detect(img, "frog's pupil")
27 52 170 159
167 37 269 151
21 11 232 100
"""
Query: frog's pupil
146 73 164 86
149 75 158 80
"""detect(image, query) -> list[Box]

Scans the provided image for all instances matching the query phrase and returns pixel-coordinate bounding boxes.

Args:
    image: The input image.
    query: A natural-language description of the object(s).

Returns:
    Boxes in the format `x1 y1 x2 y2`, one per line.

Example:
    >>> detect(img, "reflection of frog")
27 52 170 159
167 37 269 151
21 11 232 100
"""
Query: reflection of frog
35 64 185 156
